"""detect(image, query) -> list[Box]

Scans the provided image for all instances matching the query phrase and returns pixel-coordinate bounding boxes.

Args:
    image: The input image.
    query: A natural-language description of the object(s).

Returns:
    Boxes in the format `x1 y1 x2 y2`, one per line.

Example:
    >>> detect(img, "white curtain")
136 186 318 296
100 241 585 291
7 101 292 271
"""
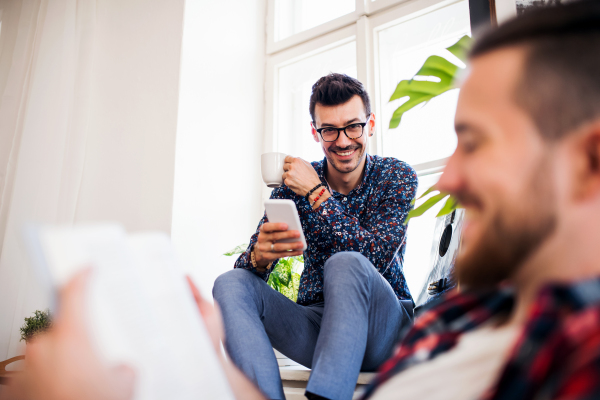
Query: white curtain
0 0 184 360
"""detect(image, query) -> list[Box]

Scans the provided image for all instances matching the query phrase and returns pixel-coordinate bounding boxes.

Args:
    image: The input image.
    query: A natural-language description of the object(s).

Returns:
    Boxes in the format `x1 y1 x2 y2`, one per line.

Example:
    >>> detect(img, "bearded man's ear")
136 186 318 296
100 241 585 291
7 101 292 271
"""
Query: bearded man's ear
572 121 600 201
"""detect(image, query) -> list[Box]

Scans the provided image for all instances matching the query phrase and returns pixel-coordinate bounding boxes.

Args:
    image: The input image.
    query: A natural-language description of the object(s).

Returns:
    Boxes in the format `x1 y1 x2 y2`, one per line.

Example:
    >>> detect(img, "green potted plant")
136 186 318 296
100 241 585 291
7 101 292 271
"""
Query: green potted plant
224 245 303 302
20 309 52 343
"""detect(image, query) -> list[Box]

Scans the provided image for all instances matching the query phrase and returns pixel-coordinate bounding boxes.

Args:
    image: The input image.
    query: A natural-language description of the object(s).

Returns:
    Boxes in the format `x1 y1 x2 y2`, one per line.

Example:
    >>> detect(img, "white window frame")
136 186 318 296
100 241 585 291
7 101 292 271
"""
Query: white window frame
266 0 366 54
264 24 357 154
369 0 469 160
265 0 465 176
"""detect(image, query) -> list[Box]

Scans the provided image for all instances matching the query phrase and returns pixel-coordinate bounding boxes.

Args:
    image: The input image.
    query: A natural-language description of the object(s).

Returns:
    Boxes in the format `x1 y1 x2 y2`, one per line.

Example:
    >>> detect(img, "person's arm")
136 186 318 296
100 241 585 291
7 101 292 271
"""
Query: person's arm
309 163 418 273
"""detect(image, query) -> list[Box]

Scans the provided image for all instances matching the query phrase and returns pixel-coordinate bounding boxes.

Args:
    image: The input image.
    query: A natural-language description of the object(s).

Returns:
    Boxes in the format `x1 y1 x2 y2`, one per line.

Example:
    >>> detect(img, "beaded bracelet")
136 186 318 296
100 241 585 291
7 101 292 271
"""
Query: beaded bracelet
305 182 326 203
310 187 327 207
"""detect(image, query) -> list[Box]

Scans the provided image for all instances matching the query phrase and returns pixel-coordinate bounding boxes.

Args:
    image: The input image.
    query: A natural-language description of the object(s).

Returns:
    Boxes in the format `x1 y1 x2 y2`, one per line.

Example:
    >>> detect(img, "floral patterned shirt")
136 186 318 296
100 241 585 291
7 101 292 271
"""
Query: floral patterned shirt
234 154 418 306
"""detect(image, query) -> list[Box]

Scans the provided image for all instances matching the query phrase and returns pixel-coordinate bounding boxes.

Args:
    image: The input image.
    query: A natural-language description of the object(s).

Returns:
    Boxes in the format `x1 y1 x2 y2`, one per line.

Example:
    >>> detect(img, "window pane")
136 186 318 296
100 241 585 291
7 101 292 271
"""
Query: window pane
275 0 355 41
403 172 444 297
376 0 470 166
276 40 357 162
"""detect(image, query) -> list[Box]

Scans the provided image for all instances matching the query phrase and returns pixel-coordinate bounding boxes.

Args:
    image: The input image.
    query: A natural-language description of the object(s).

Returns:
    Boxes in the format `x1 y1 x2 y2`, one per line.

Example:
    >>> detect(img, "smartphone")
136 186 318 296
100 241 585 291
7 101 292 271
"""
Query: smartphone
264 199 308 252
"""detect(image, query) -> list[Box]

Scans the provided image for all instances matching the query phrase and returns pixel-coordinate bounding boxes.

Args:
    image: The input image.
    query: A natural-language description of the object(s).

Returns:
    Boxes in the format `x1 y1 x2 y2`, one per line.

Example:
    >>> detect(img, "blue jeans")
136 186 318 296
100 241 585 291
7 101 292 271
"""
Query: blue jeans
213 252 413 400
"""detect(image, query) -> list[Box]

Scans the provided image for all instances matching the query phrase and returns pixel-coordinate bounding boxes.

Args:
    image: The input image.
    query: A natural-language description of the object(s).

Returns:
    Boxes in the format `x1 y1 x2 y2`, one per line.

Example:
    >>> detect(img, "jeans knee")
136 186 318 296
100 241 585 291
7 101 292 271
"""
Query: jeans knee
323 251 374 283
213 268 253 301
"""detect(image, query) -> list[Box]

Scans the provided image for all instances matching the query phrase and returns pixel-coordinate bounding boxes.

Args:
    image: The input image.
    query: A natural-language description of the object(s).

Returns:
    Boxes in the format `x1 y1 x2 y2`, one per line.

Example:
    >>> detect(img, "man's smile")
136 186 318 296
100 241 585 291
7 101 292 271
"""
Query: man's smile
333 148 358 159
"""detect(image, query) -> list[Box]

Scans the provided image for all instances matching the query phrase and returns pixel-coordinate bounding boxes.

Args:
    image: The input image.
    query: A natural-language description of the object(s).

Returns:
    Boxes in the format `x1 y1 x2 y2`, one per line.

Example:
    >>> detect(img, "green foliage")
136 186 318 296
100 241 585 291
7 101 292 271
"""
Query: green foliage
224 245 303 302
389 35 471 129
389 35 473 224
405 189 459 224
20 309 52 342
267 256 303 302
223 243 249 256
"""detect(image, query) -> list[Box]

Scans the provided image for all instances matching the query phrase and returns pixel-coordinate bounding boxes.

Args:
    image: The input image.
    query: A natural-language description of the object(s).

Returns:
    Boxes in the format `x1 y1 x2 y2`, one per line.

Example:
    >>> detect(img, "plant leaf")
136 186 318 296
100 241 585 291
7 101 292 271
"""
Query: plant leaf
388 36 472 130
404 192 448 224
413 55 458 83
388 80 455 128
223 243 248 256
417 183 439 200
436 195 459 217
446 35 472 64
389 79 452 102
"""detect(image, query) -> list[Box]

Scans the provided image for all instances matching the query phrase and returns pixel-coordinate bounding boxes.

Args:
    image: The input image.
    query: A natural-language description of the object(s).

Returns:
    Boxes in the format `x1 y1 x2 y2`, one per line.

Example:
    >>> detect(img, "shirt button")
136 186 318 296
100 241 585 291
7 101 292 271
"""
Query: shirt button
343 197 347 202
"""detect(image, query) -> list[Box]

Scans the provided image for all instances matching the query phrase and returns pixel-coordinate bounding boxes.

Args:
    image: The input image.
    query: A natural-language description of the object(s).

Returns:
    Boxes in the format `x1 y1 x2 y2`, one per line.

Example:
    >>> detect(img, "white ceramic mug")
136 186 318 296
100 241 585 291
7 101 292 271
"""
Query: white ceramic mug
261 152 287 188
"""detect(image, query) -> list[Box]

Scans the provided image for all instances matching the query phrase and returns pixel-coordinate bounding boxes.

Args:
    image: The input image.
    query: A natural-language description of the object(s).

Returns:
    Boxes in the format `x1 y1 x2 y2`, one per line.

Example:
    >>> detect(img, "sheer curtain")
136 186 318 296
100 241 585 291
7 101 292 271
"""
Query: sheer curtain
0 0 184 359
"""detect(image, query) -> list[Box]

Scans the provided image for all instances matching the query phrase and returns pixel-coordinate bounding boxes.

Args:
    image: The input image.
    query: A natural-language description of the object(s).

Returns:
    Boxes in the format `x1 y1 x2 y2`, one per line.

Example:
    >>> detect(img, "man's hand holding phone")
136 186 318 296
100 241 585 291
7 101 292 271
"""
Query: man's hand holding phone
253 223 304 272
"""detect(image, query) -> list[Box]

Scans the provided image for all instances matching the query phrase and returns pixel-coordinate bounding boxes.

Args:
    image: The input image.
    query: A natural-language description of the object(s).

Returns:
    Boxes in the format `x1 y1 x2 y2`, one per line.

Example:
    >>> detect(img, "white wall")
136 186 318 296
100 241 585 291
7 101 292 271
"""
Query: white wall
0 0 185 359
73 0 184 232
171 0 266 297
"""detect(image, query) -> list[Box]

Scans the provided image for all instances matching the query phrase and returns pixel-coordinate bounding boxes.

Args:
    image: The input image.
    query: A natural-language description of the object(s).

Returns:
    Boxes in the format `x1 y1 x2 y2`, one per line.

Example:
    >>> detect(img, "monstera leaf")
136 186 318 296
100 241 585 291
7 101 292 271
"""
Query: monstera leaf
389 35 471 129
388 35 472 223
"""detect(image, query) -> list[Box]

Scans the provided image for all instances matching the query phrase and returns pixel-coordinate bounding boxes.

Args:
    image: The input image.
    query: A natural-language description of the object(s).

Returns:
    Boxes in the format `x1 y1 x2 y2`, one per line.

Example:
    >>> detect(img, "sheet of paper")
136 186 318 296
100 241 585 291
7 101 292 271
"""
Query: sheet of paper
33 223 234 400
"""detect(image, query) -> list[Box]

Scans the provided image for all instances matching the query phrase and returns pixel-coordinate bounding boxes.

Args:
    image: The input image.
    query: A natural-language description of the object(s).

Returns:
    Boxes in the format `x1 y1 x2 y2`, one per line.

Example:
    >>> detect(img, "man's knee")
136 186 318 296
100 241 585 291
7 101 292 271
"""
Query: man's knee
323 251 375 282
212 268 254 301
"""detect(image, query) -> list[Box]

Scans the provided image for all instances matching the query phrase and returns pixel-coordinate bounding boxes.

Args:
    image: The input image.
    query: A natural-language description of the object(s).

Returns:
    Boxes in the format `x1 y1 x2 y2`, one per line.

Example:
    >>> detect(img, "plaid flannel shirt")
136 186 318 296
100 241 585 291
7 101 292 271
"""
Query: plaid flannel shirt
363 278 600 400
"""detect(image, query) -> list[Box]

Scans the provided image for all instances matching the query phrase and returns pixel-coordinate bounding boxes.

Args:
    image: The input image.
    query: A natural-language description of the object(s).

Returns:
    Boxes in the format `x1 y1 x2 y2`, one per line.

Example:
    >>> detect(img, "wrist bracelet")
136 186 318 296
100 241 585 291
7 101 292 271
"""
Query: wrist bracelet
305 182 326 203
310 187 327 207
251 245 273 270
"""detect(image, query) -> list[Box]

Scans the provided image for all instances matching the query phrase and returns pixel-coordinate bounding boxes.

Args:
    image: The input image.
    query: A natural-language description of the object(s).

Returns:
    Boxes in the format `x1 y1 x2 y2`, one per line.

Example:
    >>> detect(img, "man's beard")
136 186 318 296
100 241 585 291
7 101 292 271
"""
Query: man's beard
326 143 365 174
455 156 558 289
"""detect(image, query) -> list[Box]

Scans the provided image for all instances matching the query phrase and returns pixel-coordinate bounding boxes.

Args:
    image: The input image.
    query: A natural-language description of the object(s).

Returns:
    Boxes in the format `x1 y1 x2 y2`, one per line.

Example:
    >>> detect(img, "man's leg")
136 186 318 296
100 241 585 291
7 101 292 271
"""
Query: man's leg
306 252 413 400
213 269 323 400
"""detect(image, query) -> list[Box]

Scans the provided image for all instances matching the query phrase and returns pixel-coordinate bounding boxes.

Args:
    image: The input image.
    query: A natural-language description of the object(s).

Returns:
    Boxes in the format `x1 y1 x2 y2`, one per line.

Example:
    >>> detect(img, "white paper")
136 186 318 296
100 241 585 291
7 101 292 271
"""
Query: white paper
32 223 234 400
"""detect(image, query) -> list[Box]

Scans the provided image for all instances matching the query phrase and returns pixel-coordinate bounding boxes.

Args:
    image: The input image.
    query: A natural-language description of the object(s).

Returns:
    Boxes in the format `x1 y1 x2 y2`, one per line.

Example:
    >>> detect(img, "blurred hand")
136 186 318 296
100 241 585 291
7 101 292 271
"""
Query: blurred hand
185 277 266 400
5 270 135 400
254 222 304 271
186 276 224 355
282 156 322 197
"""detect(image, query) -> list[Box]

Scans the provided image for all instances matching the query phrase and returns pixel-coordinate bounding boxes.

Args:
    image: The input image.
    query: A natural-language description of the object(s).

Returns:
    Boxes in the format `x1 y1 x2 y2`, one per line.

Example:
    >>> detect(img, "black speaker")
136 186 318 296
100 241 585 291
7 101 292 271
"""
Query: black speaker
415 209 465 307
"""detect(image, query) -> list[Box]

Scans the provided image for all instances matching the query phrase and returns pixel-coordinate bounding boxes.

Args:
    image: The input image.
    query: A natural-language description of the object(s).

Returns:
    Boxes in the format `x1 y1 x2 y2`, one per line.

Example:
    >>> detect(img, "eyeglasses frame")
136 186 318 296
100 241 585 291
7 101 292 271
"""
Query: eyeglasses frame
312 114 372 142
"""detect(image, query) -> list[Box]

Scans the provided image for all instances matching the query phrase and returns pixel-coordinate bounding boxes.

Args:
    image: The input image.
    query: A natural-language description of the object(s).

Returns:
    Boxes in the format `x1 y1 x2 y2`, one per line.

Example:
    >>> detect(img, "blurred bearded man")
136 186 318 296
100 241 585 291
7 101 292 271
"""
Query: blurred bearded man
359 1 600 399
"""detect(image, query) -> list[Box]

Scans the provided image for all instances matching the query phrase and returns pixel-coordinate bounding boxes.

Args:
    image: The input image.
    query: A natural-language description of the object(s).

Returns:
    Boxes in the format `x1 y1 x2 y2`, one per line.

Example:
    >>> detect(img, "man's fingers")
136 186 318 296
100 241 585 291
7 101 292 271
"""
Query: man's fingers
257 241 303 253
260 222 288 233
270 250 304 258
256 249 303 264
263 230 300 243
284 155 295 163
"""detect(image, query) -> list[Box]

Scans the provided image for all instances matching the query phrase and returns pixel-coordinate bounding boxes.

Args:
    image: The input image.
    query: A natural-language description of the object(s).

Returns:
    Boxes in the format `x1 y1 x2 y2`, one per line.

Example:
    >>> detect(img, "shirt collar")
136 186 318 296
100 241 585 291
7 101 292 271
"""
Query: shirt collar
412 276 600 342
316 154 373 197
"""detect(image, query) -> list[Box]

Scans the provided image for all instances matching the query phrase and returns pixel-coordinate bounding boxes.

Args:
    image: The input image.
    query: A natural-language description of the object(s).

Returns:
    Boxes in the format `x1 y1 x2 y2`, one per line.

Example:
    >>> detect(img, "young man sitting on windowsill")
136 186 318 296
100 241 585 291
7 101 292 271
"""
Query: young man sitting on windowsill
212 73 418 400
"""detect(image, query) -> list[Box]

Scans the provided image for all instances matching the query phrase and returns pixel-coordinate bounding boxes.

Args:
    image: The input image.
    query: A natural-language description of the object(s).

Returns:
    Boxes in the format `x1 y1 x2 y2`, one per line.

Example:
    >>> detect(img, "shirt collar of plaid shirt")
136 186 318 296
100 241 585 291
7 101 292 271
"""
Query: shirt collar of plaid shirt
362 277 600 400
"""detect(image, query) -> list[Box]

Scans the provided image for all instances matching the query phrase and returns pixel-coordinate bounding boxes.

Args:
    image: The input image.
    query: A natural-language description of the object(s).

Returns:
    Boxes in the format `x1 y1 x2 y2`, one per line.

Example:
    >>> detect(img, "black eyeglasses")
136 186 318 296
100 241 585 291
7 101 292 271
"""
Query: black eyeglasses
312 115 372 142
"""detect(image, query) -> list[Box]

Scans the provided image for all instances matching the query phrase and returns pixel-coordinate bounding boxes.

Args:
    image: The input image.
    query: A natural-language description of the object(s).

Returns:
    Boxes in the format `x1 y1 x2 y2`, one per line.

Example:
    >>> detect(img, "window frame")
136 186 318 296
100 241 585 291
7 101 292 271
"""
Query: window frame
369 0 470 162
265 0 464 170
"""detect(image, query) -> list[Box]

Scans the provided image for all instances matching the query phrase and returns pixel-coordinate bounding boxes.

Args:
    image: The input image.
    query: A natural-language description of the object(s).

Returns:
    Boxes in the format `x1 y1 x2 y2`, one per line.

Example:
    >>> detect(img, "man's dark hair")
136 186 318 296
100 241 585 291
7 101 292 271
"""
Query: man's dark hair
309 73 371 122
470 0 600 140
